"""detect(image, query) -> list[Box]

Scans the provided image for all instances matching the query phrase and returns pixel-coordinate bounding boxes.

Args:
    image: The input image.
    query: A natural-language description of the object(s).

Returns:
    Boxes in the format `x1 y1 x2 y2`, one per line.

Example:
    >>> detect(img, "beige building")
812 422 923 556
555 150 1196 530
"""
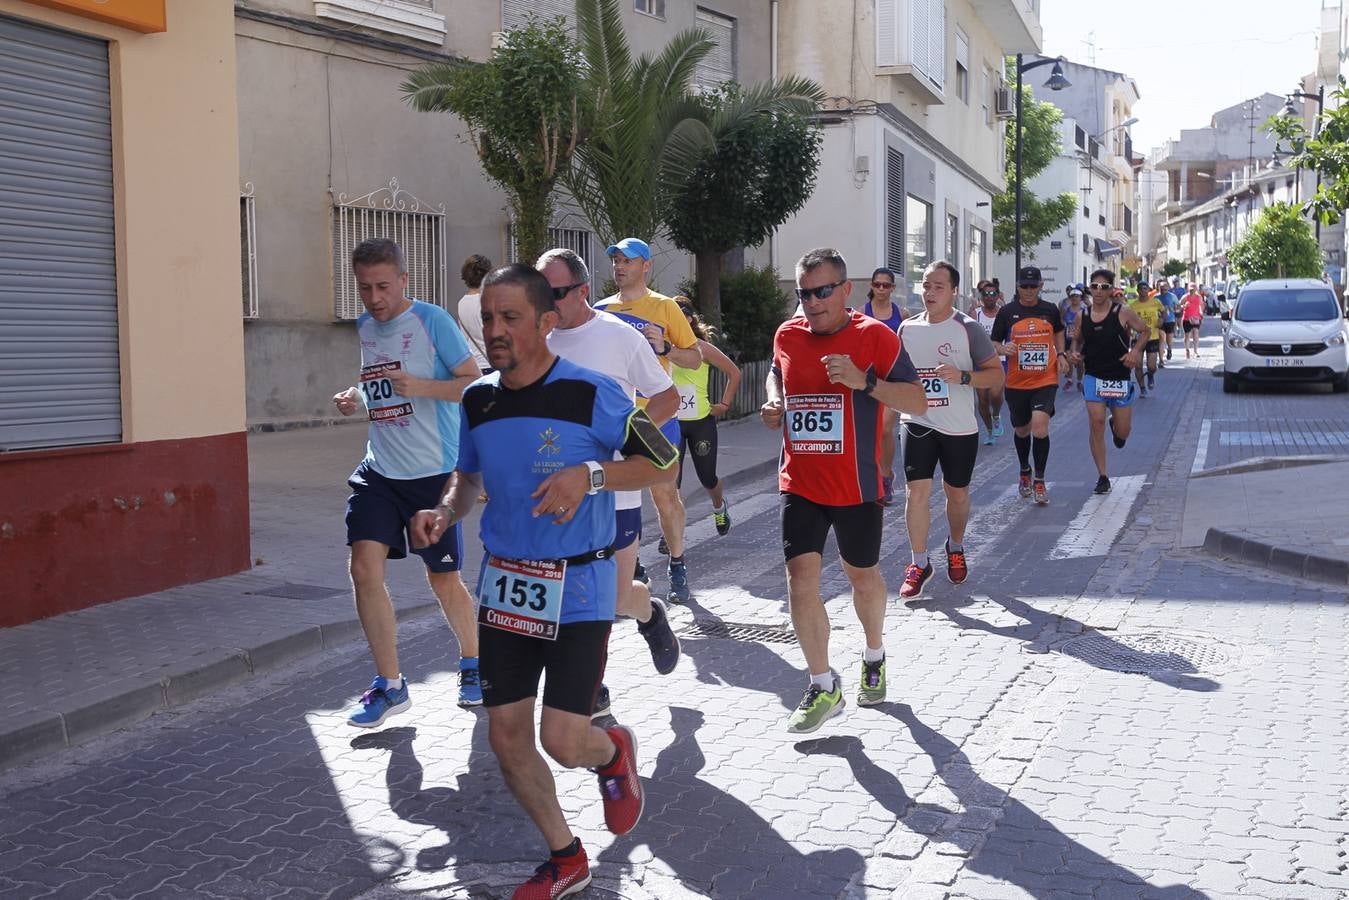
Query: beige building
236 0 771 428
775 0 1042 308
0 0 248 626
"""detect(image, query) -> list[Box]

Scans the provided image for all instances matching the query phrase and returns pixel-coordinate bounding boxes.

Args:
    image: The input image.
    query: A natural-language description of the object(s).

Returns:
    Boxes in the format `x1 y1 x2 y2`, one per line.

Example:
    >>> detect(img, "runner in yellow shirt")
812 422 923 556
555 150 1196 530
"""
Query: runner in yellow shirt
595 238 702 604
1127 282 1165 397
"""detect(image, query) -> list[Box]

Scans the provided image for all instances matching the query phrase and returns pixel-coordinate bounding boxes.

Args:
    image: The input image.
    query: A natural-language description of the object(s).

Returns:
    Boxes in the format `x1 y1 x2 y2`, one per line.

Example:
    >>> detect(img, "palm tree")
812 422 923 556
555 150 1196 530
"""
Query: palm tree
562 0 715 252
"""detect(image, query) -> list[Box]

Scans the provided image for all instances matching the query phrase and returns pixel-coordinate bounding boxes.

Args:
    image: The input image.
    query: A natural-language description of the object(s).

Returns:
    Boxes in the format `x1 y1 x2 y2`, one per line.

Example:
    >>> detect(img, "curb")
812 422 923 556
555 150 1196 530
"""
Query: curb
0 599 441 774
1201 527 1349 587
1189 454 1345 480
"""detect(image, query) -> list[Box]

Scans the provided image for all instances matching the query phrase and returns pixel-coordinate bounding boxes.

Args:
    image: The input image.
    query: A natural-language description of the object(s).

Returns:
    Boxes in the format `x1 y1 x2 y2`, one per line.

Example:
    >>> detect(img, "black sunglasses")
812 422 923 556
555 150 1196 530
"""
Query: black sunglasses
795 280 847 302
550 281 587 301
1017 282 1040 289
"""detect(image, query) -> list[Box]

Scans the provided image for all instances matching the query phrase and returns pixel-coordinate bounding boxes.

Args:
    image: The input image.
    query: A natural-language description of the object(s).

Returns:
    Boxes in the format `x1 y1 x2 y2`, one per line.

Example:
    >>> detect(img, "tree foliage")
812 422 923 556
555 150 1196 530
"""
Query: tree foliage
1265 77 1349 226
1160 259 1190 278
561 0 713 249
1227 203 1322 281
663 81 825 327
992 60 1077 256
400 18 582 265
678 265 790 362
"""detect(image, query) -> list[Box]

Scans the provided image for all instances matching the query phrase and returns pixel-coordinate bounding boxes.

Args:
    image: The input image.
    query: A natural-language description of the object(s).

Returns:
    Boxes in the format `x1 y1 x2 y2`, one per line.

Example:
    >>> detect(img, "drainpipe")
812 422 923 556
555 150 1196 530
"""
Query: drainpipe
770 0 779 273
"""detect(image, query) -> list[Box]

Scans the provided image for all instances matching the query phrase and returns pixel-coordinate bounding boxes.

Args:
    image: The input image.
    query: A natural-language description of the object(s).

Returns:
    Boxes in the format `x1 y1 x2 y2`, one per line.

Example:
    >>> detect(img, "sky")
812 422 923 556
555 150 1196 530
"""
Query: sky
1040 0 1331 154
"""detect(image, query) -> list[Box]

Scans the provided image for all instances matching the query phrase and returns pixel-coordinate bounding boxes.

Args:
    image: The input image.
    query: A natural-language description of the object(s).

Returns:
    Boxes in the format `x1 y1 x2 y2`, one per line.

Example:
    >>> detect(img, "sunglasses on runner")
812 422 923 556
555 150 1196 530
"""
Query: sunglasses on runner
550 281 587 301
871 281 894 289
795 280 847 302
980 288 999 296
1089 283 1113 290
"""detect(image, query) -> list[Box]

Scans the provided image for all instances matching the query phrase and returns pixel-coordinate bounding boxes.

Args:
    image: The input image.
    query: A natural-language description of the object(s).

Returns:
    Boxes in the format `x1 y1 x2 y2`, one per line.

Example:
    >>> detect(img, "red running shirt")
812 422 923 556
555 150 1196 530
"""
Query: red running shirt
772 310 919 505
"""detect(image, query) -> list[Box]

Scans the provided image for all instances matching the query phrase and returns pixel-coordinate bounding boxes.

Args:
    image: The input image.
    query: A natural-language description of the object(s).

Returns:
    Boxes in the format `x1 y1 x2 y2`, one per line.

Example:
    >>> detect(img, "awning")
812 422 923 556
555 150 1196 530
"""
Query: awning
1095 239 1123 258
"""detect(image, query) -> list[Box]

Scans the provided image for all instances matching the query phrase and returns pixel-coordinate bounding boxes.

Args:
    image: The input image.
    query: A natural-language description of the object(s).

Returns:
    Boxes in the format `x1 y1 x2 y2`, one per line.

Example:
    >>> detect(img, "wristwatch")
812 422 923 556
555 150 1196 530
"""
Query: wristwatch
960 370 972 385
583 460 605 494
657 340 672 356
863 369 877 395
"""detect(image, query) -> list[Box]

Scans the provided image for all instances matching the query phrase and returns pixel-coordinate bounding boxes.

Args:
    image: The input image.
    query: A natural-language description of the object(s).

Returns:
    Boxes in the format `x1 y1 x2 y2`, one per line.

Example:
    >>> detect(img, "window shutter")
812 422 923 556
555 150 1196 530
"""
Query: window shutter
0 15 120 451
876 0 898 67
927 0 946 89
885 148 905 272
694 9 736 89
503 0 575 32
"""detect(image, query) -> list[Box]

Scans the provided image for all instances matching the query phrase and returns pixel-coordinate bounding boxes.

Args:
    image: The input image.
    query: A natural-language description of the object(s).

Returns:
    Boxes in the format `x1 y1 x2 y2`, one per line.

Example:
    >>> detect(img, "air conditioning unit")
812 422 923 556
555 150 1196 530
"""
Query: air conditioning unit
995 87 1015 119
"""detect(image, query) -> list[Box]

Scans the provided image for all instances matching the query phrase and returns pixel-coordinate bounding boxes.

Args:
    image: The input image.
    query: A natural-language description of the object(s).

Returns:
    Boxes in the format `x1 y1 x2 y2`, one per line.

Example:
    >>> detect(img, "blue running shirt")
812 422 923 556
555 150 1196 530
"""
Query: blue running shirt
357 300 472 479
457 357 639 623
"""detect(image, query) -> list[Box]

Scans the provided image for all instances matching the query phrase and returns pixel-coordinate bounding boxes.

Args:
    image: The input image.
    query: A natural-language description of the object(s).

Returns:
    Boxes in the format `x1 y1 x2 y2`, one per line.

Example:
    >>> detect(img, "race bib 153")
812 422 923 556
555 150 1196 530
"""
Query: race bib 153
478 555 567 640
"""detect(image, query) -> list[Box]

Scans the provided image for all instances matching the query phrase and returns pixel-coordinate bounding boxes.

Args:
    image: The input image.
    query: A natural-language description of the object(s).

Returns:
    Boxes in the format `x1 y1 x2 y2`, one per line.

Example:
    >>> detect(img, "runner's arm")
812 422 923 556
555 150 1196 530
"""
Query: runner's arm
409 469 479 548
643 384 679 427
761 366 784 428
700 339 741 414
666 343 702 369
389 357 481 403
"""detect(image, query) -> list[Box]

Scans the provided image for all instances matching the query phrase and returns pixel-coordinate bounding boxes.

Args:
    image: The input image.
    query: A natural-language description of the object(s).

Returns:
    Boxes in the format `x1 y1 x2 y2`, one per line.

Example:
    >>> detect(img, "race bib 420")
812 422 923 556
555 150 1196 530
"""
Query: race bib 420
785 393 844 454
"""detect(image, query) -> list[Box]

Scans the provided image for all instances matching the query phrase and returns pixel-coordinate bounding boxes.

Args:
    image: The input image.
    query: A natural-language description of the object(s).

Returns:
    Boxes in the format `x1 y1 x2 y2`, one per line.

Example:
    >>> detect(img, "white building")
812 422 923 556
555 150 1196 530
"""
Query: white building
774 0 1042 312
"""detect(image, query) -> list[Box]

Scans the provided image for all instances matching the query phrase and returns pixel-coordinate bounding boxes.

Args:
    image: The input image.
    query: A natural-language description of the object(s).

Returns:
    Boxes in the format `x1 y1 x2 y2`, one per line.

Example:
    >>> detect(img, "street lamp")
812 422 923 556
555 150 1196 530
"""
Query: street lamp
1283 85 1325 240
1015 55 1071 275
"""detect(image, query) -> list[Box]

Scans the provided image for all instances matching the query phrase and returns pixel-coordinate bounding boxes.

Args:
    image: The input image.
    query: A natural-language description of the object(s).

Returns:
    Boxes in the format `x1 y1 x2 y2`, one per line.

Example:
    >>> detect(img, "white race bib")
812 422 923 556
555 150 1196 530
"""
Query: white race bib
1018 343 1050 372
917 368 950 408
676 383 699 420
360 361 414 423
478 556 567 641
784 393 844 454
1095 378 1130 399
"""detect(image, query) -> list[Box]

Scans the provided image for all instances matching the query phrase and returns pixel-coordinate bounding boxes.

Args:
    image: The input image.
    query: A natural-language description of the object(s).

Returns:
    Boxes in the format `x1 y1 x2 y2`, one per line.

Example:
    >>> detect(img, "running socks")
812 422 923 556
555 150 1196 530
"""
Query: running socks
810 671 836 692
552 838 582 858
1031 435 1050 477
863 646 885 663
912 551 930 569
1014 433 1032 470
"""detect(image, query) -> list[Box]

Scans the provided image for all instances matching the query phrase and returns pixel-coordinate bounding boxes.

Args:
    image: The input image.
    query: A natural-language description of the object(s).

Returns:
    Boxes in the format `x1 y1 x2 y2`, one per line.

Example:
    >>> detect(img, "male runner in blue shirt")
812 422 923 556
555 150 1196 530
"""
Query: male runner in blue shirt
411 263 677 900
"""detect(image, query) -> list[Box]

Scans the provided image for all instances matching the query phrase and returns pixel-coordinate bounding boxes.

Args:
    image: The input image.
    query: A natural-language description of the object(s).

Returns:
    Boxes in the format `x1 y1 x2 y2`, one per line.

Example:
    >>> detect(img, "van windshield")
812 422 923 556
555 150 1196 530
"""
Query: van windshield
1234 289 1339 322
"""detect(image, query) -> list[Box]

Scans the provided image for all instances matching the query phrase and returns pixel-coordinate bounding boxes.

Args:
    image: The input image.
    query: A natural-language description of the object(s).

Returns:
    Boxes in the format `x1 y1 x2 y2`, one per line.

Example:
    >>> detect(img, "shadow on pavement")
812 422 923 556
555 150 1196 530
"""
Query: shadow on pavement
794 704 1203 899
598 706 864 898
677 596 805 711
916 594 1220 692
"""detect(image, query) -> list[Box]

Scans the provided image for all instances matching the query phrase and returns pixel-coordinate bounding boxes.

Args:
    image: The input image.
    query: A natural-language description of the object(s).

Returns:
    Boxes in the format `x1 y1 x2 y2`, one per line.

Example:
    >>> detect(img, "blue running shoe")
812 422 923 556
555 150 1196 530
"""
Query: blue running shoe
992 415 1004 438
457 661 482 708
667 557 691 604
348 676 410 728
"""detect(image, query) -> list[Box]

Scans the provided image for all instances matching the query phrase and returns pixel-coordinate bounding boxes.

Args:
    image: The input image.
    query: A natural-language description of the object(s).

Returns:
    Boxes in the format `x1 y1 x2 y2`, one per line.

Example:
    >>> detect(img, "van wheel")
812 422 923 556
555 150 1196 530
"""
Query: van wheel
1333 373 1349 394
1222 373 1239 394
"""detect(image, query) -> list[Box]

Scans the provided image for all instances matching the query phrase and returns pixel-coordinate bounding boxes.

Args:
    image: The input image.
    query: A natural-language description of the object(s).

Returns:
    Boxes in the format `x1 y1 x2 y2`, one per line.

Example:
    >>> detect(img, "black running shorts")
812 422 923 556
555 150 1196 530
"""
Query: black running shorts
1004 385 1058 428
677 415 720 490
780 491 883 569
478 620 611 716
1144 339 1160 354
900 424 980 488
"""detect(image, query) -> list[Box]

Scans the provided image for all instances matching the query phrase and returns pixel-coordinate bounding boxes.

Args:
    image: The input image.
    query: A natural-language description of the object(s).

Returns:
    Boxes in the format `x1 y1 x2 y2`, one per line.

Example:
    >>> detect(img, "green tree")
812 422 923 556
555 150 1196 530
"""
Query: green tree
663 81 825 328
678 264 790 362
992 61 1076 256
1265 77 1349 226
562 0 713 249
400 18 583 265
1227 203 1321 281
1160 259 1190 279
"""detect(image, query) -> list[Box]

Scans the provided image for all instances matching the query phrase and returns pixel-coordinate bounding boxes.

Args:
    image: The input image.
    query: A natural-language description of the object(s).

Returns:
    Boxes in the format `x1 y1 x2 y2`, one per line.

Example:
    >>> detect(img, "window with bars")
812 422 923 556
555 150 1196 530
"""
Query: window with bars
507 224 598 294
694 9 736 90
241 187 258 320
635 0 665 17
331 179 446 320
503 0 575 30
885 148 905 272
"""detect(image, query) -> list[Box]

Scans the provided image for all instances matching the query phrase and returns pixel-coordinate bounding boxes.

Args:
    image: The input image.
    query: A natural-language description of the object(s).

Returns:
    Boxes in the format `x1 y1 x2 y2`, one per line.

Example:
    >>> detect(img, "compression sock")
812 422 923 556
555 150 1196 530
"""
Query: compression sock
1032 435 1050 477
1014 433 1031 470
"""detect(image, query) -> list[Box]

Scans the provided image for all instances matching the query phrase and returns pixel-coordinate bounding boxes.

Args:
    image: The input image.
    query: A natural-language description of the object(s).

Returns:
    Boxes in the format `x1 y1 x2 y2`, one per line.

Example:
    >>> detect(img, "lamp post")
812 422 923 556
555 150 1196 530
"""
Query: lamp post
1283 85 1325 241
1014 55 1071 275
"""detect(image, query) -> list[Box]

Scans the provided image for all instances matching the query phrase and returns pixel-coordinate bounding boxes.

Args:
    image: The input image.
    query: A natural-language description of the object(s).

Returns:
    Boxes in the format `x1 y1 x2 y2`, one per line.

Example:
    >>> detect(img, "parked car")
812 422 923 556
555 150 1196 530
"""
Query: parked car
1222 278 1349 393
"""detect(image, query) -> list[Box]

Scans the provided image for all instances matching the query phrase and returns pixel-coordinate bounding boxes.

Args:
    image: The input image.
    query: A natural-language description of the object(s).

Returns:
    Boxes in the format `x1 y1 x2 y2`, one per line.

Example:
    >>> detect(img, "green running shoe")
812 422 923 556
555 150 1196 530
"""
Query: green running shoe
857 658 886 706
786 680 845 733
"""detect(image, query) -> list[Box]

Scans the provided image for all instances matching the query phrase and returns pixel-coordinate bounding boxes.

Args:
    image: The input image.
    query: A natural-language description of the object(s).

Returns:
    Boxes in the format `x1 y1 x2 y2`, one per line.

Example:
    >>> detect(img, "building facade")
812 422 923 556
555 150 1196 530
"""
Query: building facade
0 0 247 627
774 0 1043 313
236 0 771 428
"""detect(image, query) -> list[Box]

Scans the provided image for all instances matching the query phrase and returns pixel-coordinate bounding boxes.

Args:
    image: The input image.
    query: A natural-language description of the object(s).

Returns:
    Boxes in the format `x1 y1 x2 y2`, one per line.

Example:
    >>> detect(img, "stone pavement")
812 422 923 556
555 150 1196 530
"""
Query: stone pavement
3 322 1349 899
0 416 782 773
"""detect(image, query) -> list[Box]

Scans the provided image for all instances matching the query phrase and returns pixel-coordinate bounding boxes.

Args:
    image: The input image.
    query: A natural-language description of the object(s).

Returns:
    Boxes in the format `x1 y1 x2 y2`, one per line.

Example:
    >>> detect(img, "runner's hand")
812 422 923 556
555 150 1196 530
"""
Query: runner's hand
822 354 866 390
1000 341 1016 357
760 398 783 428
711 402 730 418
333 387 360 416
531 465 587 524
934 363 962 384
1121 349 1141 369
1056 355 1069 374
388 369 420 397
642 324 664 353
409 508 450 548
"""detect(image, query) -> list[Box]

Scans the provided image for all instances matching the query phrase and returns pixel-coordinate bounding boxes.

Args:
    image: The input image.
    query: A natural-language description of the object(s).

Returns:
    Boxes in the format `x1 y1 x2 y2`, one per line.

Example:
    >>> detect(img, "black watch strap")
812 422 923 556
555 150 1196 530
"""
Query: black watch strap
960 370 972 385
863 369 877 395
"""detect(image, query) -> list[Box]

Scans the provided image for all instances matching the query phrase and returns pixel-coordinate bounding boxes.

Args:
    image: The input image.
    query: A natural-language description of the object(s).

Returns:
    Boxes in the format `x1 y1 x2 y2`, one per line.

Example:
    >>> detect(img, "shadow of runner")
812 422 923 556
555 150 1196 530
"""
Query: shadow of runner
350 715 532 872
800 703 1204 899
598 706 864 899
677 595 805 711
918 594 1220 692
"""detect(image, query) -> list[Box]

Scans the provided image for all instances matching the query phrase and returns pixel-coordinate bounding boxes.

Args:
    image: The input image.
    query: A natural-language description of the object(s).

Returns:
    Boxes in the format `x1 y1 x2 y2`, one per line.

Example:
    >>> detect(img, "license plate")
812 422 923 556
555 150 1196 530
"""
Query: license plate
1264 358 1306 367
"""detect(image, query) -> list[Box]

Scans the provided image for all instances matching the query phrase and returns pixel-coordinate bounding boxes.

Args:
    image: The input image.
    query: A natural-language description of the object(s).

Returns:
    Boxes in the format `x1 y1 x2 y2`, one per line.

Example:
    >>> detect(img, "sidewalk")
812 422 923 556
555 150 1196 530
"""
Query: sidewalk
0 415 783 773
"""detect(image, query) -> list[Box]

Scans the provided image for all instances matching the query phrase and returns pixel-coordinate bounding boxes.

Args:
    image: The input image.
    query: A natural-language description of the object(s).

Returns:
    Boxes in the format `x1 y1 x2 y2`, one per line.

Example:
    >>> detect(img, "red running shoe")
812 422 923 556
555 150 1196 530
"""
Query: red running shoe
1033 479 1049 506
899 562 934 599
945 540 968 585
596 725 644 835
512 841 591 899
1018 470 1033 499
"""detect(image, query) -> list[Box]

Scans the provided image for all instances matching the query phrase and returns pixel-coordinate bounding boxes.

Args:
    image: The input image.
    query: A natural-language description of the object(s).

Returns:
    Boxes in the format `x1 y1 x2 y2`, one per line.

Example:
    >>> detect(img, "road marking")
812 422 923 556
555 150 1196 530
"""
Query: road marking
1047 475 1146 560
1219 431 1349 447
1191 418 1211 474
641 489 780 556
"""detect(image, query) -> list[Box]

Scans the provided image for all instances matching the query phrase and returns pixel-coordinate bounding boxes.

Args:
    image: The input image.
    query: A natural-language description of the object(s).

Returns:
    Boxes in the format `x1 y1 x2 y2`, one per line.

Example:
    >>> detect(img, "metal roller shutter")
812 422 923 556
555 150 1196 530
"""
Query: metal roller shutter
502 0 575 33
694 8 736 90
0 14 119 452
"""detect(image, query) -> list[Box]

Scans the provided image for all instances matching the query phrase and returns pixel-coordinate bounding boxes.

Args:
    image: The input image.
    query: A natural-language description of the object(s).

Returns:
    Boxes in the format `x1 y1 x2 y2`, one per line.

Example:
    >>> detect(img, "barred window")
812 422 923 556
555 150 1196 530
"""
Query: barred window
331 179 446 320
508 223 597 294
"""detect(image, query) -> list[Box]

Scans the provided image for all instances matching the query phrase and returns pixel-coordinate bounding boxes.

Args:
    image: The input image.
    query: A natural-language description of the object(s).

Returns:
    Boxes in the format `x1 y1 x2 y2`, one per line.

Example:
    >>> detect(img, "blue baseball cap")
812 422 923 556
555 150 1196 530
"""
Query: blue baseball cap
606 237 651 261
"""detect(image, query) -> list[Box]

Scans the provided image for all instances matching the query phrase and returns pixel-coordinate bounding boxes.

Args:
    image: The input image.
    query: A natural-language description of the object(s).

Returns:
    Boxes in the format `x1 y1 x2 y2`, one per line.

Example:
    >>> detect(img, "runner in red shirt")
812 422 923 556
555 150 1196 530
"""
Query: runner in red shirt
761 247 925 734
